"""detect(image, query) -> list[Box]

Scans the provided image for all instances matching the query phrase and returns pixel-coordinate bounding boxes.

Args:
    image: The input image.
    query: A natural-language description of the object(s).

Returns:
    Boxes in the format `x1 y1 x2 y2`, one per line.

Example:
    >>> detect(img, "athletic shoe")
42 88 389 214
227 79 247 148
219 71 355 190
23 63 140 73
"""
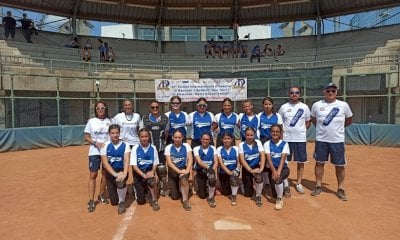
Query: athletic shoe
311 185 322 196
255 196 262 207
296 184 305 194
207 197 216 208
182 200 191 211
284 187 291 198
87 200 95 213
336 189 348 201
231 195 238 206
117 202 126 214
275 198 283 210
98 194 109 205
151 200 160 211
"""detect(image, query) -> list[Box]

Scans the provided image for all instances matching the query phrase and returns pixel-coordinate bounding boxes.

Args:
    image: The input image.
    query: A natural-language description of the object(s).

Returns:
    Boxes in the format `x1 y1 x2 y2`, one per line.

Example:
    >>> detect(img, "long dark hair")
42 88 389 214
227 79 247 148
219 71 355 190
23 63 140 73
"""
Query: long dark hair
94 101 109 118
262 97 276 114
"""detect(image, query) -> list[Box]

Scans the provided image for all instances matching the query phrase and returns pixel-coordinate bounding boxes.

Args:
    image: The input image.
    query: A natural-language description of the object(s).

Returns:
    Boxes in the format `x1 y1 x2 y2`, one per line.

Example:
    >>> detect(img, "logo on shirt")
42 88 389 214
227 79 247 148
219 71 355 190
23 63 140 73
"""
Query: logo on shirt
322 107 339 126
289 109 304 127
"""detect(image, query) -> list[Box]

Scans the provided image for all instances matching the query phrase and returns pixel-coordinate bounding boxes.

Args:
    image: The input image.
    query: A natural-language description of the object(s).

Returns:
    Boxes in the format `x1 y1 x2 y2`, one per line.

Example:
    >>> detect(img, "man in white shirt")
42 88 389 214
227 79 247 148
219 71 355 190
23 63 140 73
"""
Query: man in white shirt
310 83 353 201
278 87 311 195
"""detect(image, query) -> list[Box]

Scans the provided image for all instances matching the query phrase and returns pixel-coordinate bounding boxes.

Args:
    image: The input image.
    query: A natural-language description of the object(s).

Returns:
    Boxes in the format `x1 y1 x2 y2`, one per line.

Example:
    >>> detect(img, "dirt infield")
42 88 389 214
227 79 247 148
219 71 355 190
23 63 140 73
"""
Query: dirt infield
1 144 400 240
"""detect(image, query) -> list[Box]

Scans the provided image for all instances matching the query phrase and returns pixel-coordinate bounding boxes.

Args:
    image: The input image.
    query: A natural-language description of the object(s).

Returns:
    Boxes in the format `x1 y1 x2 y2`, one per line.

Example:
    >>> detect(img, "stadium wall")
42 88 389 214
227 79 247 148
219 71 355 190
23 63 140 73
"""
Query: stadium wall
0 124 399 152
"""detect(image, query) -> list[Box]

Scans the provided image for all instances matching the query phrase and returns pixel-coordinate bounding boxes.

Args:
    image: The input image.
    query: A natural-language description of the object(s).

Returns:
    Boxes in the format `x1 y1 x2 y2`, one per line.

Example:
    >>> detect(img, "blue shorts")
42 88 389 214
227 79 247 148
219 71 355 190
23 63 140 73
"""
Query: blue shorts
287 142 307 163
313 141 346 166
89 155 102 172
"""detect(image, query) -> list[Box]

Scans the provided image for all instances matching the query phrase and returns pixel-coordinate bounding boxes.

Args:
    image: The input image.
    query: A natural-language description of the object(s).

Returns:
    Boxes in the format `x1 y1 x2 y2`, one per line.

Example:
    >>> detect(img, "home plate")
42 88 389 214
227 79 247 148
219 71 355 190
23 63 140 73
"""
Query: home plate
214 216 252 230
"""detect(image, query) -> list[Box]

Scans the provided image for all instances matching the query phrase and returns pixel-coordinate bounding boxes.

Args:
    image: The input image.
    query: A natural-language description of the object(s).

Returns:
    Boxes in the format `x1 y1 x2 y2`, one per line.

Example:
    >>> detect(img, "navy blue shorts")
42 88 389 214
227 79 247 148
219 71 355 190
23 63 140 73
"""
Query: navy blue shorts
88 155 101 171
287 142 307 163
313 141 346 166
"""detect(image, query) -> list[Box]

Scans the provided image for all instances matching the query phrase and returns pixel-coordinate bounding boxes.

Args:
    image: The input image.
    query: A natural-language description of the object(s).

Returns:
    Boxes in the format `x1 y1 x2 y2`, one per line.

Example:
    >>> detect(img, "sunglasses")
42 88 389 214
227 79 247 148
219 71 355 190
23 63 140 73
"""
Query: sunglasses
171 102 181 105
290 91 300 94
197 104 207 108
150 106 159 110
96 107 106 110
326 90 337 93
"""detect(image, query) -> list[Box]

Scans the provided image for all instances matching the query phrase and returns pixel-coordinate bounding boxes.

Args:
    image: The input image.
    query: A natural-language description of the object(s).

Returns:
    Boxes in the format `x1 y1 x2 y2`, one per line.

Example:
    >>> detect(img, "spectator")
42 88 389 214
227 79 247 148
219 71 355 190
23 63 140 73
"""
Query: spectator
2 11 16 41
275 44 285 56
65 37 79 48
222 41 231 58
108 46 116 62
263 43 273 56
204 40 215 58
214 42 223 58
82 46 91 62
250 44 261 63
100 42 109 62
239 41 248 58
231 40 239 58
97 38 104 61
84 39 93 49
19 13 35 43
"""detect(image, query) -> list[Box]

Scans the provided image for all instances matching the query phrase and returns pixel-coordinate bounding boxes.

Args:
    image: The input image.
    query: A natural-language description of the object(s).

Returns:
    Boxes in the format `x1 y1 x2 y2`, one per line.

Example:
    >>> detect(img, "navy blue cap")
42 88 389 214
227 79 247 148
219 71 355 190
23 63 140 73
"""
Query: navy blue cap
324 82 337 89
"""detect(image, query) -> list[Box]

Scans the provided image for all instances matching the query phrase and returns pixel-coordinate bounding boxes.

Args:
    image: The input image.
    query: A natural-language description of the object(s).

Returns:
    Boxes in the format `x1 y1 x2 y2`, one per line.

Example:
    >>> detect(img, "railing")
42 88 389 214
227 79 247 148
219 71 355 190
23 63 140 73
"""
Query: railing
0 53 398 73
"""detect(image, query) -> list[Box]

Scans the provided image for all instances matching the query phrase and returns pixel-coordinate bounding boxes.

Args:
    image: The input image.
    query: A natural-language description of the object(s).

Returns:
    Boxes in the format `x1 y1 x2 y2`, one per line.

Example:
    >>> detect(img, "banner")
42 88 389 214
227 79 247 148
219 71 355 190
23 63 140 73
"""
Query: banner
155 78 247 102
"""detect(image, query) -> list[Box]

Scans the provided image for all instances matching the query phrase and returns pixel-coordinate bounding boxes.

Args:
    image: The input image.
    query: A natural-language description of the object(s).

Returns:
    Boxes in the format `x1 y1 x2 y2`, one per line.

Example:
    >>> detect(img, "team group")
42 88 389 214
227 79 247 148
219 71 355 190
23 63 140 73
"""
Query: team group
84 83 353 214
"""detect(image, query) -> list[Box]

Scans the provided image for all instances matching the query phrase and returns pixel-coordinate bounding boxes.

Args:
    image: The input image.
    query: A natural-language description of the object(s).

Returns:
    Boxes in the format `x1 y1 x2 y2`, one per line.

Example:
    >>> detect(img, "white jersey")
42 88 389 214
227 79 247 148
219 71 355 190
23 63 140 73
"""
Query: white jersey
278 102 311 142
311 99 353 143
84 117 112 156
112 112 141 146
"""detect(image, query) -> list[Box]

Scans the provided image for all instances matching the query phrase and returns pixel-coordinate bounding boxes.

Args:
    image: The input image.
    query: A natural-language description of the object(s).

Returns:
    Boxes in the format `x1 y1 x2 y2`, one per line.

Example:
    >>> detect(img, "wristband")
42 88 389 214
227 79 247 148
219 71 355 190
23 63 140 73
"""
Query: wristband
92 141 97 146
142 173 146 177
113 172 118 177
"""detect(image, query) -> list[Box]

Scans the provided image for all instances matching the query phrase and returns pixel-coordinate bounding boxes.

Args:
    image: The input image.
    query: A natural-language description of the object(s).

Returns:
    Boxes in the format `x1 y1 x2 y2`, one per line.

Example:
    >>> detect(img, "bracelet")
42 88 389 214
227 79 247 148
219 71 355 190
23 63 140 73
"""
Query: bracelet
142 173 146 177
92 140 97 146
113 172 118 177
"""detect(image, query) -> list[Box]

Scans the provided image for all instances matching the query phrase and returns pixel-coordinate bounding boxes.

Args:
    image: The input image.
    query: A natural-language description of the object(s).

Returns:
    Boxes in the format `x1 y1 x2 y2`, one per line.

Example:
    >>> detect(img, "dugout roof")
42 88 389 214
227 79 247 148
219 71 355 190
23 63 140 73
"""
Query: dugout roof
2 0 400 26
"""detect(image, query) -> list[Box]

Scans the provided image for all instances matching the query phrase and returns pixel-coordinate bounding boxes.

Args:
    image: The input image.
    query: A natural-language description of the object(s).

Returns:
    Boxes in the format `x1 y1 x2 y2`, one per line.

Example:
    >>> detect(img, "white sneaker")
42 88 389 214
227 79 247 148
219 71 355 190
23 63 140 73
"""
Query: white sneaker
275 198 283 210
296 184 305 194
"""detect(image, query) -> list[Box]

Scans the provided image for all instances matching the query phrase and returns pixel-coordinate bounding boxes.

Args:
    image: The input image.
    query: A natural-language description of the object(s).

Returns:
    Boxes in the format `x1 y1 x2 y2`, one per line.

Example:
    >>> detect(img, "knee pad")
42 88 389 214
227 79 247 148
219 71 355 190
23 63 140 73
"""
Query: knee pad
146 177 157 189
253 173 263 184
157 164 167 178
179 174 189 187
230 175 239 187
207 168 217 187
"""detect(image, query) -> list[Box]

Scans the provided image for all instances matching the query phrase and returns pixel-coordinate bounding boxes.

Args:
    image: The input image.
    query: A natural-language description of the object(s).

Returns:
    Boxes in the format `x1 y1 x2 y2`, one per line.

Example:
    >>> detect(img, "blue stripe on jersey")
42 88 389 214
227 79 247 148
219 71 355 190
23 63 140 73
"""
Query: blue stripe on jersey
193 112 212 140
323 107 339 126
269 141 287 168
168 112 187 136
259 113 279 139
243 143 261 168
106 142 126 170
196 147 215 170
218 113 237 136
219 147 238 173
170 145 188 169
289 109 304 127
136 145 156 172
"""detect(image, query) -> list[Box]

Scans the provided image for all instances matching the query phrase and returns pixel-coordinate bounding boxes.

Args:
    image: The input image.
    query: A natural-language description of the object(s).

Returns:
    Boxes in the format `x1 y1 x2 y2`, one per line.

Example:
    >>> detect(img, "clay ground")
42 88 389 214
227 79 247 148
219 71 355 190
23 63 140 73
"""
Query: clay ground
1 144 400 240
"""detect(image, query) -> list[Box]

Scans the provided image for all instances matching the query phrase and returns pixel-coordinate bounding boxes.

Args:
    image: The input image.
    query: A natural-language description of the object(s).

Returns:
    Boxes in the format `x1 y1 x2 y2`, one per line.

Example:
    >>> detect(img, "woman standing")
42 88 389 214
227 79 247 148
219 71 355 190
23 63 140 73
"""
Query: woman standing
84 101 112 212
131 128 160 211
140 100 169 196
112 99 141 148
238 99 259 141
165 129 193 211
189 97 214 149
100 124 130 214
238 127 265 207
165 96 190 144
212 98 239 147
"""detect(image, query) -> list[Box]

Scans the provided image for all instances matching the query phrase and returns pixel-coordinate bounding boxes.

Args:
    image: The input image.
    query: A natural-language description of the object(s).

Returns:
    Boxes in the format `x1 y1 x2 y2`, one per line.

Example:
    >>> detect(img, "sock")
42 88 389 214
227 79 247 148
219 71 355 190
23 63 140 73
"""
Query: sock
262 172 270 185
117 187 127 203
231 186 239 196
275 183 284 199
284 178 289 188
208 186 215 199
255 182 263 197
181 186 189 202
